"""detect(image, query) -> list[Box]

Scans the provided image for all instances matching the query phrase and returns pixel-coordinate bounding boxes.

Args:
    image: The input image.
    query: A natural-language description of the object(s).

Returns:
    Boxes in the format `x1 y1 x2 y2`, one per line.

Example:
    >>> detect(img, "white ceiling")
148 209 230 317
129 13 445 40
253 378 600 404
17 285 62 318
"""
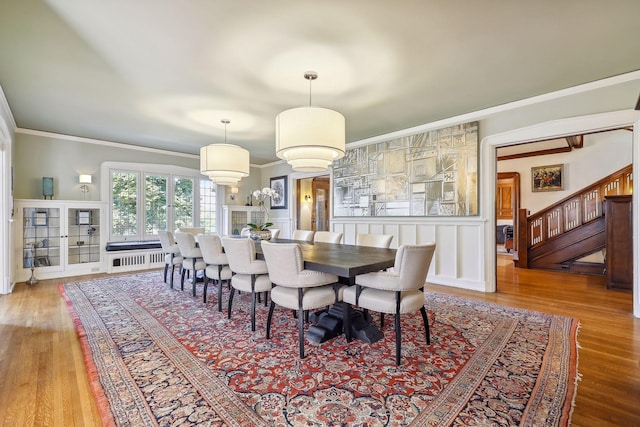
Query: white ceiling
1 0 639 164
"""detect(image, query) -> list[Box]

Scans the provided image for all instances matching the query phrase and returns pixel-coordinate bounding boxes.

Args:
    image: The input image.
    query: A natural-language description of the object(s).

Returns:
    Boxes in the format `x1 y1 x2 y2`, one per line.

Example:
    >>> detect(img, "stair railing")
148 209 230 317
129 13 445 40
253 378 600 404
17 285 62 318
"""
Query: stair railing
517 164 632 268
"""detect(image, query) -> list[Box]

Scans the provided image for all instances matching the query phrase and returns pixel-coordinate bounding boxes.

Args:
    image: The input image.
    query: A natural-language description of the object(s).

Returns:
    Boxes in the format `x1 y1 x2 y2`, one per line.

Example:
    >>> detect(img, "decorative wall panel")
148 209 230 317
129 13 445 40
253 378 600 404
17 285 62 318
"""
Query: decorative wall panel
333 122 478 217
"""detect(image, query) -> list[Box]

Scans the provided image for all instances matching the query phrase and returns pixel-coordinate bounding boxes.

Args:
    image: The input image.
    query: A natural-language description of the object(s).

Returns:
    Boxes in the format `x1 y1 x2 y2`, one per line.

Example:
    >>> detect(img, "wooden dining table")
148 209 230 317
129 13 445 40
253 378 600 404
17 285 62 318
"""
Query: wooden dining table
252 238 396 283
252 237 396 343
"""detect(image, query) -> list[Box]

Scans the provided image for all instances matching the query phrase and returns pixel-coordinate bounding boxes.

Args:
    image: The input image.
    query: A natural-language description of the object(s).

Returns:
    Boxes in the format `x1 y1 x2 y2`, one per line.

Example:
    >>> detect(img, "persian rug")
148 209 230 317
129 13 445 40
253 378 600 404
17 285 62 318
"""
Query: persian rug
60 272 579 426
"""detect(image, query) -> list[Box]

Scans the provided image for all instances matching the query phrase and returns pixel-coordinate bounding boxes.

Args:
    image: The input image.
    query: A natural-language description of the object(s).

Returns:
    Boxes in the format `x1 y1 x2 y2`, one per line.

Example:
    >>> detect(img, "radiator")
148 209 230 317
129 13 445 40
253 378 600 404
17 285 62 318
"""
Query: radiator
107 249 165 274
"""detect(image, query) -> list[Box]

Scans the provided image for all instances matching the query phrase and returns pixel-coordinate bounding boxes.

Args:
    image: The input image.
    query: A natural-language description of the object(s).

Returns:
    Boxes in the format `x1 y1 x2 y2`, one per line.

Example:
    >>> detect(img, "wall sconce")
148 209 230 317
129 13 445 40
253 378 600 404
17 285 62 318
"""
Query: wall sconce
79 174 92 193
229 186 239 201
304 194 312 202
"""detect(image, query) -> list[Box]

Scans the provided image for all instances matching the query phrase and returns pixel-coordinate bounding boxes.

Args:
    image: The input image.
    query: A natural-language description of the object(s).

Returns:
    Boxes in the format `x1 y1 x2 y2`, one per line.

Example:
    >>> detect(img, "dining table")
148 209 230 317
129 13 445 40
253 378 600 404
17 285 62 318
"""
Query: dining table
252 238 397 284
251 237 396 343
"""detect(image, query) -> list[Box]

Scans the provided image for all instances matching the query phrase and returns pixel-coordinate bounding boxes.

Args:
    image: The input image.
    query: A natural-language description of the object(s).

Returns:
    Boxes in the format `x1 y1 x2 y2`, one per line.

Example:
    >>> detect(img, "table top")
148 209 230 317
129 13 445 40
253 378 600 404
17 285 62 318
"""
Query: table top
253 238 396 280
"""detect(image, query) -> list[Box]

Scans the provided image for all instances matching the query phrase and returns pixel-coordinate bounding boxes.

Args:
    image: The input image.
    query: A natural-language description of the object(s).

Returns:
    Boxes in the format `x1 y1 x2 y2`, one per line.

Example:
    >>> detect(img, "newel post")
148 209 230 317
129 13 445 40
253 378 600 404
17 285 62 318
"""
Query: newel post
517 208 529 268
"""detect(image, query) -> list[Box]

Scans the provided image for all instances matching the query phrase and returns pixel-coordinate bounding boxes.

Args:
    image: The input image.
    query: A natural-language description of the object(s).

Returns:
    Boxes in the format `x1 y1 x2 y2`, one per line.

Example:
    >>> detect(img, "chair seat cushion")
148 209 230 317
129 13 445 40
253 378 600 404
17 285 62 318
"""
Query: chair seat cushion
205 265 232 280
343 286 425 314
183 258 206 270
231 273 272 293
165 253 183 265
271 285 344 310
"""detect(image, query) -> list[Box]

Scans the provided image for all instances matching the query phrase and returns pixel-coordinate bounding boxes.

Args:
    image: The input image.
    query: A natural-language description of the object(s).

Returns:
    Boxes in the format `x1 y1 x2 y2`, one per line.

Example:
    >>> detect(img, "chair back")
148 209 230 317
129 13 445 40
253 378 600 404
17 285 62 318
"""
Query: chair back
222 237 262 274
261 241 304 286
240 227 251 237
292 229 315 242
158 230 178 253
197 234 228 265
314 231 343 244
356 233 393 248
269 228 280 239
174 231 201 258
394 243 436 291
177 227 205 235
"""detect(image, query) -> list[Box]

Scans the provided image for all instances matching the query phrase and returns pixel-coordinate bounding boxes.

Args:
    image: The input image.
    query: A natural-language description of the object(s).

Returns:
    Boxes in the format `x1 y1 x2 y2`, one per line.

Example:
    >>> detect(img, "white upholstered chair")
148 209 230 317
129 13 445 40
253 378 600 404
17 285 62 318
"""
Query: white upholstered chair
313 231 343 244
177 227 205 235
222 237 272 331
158 230 183 288
356 233 393 249
197 234 232 311
292 229 315 242
174 232 207 297
261 241 343 358
268 228 280 239
240 227 251 238
343 243 436 365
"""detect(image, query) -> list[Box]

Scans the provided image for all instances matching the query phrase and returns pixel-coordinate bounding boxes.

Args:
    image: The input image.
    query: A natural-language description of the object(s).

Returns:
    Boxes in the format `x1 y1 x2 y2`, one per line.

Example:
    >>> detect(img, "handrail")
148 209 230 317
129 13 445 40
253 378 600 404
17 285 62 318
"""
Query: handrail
517 164 632 266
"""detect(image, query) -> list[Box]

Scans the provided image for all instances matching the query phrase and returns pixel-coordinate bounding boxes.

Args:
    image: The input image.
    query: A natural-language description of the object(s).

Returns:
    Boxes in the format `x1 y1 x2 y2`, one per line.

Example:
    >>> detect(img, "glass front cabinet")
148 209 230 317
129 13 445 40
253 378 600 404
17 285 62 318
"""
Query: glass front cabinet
15 200 105 281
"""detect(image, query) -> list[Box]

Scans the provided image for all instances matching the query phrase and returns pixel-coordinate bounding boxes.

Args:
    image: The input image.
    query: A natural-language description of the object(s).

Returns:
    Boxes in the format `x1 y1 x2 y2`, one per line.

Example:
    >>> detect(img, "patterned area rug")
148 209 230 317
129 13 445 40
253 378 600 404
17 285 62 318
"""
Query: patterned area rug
60 272 579 426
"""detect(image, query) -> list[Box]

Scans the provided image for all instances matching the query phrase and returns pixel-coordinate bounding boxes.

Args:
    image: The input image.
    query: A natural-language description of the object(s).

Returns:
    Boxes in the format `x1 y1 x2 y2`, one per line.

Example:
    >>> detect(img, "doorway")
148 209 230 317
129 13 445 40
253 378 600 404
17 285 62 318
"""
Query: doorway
296 175 330 231
496 172 520 259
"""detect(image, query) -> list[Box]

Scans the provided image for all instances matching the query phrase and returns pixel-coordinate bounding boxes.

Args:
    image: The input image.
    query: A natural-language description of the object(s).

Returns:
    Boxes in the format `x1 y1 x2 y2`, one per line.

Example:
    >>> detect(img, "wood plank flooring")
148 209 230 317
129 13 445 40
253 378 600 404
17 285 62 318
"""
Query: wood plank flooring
1 259 639 426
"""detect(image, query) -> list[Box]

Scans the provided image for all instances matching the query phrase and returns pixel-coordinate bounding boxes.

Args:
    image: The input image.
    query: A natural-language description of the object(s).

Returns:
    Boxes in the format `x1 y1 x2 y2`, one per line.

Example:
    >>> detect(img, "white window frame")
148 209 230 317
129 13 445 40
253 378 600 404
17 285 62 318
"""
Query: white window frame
101 162 217 241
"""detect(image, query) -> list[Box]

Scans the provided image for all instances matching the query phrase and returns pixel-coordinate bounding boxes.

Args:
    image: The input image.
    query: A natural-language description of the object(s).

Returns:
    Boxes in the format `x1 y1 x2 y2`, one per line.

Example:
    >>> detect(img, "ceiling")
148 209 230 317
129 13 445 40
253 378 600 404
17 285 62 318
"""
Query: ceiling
1 1 639 165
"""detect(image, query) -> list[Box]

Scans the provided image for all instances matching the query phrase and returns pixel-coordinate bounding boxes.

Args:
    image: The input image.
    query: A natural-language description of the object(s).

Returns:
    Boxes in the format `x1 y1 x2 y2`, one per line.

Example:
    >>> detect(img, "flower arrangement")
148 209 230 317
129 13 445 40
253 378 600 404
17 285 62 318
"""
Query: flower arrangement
247 187 280 231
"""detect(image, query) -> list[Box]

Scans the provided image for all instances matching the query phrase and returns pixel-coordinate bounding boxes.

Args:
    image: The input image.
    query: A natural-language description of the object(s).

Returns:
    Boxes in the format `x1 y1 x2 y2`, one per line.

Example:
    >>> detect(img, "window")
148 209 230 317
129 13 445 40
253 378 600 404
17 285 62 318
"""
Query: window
200 179 217 233
173 176 194 230
105 162 217 241
111 171 138 238
145 174 168 235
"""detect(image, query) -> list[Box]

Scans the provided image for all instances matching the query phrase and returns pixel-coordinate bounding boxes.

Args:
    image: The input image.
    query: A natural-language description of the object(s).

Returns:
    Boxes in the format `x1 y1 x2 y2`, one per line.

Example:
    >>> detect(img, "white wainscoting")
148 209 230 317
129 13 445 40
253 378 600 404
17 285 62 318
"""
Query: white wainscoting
332 217 486 292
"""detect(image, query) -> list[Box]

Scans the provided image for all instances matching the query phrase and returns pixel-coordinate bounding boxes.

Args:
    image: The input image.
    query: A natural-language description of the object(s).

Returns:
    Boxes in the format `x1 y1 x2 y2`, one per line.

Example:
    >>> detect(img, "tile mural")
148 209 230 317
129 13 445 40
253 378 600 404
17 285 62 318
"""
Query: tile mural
333 122 478 217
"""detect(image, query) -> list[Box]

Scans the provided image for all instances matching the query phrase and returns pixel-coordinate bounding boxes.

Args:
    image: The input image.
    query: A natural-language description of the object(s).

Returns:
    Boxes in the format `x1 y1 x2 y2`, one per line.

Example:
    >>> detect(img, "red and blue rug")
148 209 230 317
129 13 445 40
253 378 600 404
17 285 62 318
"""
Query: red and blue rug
60 272 579 426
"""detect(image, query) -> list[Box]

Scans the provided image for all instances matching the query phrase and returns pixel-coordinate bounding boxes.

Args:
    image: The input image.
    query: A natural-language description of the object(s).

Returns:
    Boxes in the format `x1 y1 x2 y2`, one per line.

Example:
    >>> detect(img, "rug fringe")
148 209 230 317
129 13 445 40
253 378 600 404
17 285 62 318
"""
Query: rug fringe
58 283 117 427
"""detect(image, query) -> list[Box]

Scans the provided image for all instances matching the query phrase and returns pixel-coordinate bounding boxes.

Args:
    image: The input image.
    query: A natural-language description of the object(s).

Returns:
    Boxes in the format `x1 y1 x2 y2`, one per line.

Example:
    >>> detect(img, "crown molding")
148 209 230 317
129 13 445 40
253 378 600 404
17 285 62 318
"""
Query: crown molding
0 84 17 131
15 128 199 159
347 70 640 149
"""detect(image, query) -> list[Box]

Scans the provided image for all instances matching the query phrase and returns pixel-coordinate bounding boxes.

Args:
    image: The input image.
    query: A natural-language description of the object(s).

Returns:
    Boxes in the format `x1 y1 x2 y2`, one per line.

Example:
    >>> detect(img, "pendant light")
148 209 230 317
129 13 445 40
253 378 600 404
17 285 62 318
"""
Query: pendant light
275 71 345 172
200 119 250 185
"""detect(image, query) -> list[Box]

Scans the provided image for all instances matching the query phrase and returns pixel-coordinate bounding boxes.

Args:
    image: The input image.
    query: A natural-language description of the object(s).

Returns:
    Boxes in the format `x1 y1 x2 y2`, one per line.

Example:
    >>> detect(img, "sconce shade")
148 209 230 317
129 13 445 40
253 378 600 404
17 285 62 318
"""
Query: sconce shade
200 143 250 186
275 106 345 172
230 187 239 194
79 174 92 184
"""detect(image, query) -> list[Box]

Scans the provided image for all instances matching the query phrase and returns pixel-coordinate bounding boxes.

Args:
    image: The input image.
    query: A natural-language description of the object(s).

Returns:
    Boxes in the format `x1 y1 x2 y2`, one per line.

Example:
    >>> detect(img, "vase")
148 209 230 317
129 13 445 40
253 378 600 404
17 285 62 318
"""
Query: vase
250 229 272 240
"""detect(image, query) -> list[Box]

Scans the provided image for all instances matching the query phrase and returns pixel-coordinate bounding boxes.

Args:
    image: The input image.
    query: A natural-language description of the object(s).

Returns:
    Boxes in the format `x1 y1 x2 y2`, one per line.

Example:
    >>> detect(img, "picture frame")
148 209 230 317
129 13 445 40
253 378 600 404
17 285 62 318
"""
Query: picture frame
33 210 48 226
77 210 92 225
270 175 288 209
531 164 564 192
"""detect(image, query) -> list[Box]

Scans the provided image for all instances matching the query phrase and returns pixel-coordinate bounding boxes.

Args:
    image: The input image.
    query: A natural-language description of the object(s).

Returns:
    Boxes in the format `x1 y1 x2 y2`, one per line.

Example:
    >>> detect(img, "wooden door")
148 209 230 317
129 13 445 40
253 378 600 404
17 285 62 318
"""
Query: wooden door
311 177 330 231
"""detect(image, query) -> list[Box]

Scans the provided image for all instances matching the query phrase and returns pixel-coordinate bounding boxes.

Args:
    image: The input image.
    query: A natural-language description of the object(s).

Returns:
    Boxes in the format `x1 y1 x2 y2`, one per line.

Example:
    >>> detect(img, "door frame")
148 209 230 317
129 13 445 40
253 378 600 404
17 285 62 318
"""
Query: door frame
481 109 640 317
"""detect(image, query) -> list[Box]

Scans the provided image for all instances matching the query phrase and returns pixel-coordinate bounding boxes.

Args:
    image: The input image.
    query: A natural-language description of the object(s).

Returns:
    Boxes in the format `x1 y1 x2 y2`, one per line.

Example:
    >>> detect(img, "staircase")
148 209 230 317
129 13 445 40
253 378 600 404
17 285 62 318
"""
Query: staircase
516 164 632 274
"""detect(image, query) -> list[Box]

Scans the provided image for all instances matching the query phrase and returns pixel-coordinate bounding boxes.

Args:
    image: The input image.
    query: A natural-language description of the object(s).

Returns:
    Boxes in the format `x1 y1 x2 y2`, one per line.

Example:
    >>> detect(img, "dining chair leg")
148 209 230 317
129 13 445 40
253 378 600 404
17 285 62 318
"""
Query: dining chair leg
228 287 235 319
203 276 209 303
250 275 257 332
180 268 186 291
169 265 176 289
298 288 305 358
380 313 385 328
420 306 430 345
191 267 197 297
395 312 402 365
217 280 223 312
163 263 168 283
266 301 276 339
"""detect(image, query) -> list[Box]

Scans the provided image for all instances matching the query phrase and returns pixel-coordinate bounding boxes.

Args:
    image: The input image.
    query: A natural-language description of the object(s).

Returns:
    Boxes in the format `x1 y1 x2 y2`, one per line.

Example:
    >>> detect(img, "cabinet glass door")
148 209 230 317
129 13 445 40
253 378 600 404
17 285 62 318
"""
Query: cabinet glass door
67 208 101 265
22 207 61 268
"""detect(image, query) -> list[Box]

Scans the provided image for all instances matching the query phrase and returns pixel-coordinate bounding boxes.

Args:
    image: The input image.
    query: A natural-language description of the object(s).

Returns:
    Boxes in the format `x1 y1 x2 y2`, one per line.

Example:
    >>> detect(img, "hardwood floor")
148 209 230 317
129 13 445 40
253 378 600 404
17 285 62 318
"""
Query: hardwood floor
1 261 639 426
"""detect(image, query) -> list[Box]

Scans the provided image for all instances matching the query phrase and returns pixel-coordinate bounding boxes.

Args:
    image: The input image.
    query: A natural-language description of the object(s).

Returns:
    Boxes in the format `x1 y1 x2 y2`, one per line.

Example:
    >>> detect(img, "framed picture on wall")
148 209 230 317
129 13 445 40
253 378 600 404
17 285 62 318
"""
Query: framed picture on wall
270 175 287 209
531 164 564 192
